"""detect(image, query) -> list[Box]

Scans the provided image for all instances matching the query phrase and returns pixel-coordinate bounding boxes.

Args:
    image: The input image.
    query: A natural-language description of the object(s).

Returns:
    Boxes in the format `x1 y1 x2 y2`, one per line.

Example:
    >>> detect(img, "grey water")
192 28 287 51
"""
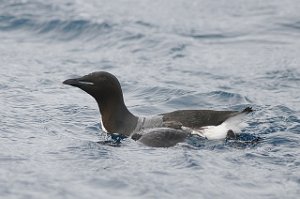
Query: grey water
1 0 300 198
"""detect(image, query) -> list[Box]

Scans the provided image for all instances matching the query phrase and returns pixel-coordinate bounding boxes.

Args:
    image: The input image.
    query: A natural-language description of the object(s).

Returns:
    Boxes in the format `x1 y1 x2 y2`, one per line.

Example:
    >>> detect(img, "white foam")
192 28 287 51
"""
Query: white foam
186 114 249 140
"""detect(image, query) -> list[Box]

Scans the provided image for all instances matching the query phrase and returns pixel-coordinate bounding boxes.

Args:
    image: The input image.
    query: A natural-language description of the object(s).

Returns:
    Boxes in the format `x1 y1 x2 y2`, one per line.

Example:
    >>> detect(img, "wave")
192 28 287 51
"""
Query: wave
165 90 252 110
280 21 300 32
0 15 114 40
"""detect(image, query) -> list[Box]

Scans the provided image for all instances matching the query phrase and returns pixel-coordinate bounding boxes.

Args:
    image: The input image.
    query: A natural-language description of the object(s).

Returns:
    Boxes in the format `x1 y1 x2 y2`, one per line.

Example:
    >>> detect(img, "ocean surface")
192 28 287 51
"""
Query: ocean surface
1 0 300 198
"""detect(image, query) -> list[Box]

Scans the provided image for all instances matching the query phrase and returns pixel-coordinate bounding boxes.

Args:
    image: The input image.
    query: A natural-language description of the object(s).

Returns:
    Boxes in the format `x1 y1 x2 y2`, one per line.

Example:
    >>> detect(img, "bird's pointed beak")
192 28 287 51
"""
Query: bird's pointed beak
63 77 94 87
63 78 79 86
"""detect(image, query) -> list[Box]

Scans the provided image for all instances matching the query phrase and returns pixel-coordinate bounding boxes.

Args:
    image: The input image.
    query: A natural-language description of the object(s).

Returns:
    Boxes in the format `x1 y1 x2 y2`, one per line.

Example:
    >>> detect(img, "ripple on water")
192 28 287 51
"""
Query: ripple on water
165 90 251 109
0 15 114 41
280 21 300 32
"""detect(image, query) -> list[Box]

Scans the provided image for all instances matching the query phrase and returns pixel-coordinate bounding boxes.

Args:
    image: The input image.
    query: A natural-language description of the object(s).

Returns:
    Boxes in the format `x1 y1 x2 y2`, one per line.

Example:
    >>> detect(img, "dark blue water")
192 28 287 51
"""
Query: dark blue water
1 0 300 198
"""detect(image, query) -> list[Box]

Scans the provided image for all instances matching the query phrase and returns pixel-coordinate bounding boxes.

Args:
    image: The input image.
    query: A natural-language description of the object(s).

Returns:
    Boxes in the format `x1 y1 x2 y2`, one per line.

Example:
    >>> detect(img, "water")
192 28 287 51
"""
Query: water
1 0 300 198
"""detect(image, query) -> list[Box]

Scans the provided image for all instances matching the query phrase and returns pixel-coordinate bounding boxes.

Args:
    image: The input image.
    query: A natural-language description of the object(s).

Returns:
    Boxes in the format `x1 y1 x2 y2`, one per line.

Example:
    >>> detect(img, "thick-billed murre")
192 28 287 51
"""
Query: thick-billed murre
63 71 253 147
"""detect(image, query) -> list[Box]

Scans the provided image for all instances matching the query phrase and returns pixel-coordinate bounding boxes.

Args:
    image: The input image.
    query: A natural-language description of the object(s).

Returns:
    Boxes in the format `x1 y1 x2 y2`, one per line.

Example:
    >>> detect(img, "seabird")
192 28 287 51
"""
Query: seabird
63 71 252 147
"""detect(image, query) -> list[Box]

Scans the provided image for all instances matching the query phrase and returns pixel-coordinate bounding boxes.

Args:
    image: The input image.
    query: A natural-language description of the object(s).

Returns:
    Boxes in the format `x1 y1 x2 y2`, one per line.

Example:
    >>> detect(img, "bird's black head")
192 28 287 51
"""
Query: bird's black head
63 71 137 135
63 71 124 103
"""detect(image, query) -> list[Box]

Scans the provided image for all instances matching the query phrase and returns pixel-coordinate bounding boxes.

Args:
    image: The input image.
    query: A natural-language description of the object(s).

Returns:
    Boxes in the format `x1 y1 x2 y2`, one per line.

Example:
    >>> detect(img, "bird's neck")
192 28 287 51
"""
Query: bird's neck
97 97 137 136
